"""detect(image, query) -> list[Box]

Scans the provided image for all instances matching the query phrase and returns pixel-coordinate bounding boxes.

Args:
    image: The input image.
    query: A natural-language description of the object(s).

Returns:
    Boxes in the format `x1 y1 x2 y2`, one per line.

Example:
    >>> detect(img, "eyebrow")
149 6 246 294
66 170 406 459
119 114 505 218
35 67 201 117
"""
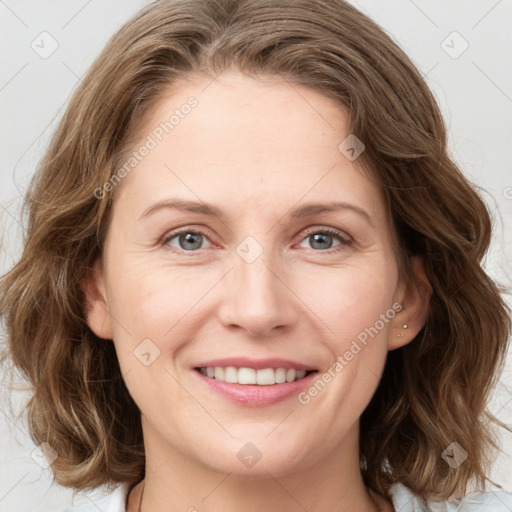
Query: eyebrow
139 198 373 226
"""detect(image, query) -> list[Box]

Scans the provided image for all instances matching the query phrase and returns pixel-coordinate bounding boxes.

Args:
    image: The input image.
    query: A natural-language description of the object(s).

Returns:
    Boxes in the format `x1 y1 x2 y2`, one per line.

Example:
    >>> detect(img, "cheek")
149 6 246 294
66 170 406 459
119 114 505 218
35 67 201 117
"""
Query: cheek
302 257 398 352
291 262 397 442
297 258 397 412
104 254 227 369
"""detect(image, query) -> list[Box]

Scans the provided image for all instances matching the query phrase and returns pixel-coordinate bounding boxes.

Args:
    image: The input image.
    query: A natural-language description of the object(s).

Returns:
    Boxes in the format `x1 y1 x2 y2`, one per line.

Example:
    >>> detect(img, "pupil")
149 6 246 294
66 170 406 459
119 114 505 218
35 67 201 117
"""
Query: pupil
180 233 202 250
311 233 332 250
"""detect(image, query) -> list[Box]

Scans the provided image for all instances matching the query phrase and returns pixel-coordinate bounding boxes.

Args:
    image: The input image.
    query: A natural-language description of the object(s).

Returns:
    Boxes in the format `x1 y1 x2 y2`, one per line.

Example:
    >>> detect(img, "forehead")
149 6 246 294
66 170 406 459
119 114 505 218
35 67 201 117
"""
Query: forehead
113 72 386 226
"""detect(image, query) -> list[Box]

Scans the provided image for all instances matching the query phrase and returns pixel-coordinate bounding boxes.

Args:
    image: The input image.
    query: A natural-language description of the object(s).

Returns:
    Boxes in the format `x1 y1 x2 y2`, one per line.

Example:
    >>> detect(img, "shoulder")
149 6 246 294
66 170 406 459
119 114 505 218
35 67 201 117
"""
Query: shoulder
389 482 512 511
62 483 130 512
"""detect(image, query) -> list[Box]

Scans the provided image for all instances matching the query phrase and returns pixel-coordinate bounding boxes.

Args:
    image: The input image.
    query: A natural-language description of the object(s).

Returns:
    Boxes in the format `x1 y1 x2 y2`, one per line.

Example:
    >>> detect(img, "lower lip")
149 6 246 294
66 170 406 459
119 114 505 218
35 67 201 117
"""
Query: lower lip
194 370 318 407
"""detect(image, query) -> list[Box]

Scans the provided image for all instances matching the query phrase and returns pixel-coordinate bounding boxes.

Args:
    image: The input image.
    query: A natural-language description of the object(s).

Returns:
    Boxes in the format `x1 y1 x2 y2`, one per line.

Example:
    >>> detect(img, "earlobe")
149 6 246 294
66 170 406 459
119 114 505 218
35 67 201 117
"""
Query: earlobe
81 260 113 340
389 256 432 350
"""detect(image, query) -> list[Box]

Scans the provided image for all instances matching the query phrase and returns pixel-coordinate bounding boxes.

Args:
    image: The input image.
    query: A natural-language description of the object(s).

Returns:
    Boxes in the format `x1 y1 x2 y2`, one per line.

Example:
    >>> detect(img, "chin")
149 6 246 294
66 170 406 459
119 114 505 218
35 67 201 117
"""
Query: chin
188 435 316 478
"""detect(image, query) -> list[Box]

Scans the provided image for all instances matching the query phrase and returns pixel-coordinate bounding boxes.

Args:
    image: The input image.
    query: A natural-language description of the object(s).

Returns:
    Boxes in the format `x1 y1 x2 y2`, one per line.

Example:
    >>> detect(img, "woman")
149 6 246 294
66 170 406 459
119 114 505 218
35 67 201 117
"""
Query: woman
1 0 511 510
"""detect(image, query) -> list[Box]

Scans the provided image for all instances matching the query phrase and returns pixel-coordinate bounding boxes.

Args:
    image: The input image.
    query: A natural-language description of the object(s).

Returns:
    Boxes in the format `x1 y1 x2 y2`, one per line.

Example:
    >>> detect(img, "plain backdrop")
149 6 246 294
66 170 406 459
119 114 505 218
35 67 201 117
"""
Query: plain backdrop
1 1 511 510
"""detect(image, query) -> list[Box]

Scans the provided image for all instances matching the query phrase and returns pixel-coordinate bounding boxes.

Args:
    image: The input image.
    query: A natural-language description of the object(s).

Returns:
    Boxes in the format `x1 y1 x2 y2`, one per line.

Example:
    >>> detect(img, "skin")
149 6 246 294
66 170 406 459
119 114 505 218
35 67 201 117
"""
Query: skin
85 71 431 512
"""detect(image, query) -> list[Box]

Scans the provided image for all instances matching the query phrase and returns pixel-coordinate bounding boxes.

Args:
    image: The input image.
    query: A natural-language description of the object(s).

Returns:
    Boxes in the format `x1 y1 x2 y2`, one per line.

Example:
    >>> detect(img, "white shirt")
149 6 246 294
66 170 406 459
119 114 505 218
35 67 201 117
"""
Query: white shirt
63 482 512 511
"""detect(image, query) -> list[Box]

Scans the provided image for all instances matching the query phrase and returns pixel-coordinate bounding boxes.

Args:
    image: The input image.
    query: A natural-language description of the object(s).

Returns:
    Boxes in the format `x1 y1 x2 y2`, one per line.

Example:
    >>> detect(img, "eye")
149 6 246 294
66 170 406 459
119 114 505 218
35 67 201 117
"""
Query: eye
162 229 212 252
297 227 352 252
161 226 352 254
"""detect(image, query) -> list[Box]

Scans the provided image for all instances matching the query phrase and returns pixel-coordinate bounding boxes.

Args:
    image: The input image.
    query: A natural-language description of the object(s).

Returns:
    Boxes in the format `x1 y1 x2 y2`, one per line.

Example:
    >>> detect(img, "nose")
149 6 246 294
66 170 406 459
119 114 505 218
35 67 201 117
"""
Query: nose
217 248 298 338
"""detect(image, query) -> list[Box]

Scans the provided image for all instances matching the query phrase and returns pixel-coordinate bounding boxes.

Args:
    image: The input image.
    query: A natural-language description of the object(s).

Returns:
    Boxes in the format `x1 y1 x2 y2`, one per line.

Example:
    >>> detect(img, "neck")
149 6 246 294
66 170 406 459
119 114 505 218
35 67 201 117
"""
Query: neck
129 422 392 512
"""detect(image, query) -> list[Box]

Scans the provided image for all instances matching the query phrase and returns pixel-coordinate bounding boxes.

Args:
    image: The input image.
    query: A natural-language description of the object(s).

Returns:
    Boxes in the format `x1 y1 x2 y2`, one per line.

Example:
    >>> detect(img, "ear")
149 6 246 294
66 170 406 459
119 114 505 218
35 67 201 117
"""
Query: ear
81 258 113 340
388 255 432 350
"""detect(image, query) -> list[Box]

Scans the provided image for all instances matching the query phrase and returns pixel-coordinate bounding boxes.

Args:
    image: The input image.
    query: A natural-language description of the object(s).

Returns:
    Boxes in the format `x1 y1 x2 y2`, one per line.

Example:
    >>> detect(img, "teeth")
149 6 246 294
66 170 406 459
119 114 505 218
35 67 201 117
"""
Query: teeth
224 366 238 383
256 368 275 385
238 367 256 384
214 367 225 381
275 368 286 384
199 366 310 385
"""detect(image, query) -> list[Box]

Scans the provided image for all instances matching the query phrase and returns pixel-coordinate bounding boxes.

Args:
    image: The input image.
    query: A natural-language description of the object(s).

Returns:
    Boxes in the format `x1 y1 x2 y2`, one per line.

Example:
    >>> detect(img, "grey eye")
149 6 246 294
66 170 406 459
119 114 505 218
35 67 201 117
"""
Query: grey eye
167 231 207 251
308 233 336 250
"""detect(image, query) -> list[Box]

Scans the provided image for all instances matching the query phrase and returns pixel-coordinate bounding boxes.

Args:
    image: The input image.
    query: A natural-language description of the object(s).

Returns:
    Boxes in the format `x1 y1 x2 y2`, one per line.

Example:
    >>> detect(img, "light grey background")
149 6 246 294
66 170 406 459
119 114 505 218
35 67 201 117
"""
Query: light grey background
1 1 511 510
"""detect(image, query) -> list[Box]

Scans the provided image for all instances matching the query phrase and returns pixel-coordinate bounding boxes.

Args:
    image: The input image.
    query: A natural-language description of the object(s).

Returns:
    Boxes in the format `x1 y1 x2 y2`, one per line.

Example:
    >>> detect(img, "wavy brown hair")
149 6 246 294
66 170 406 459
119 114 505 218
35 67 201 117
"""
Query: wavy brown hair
1 0 510 501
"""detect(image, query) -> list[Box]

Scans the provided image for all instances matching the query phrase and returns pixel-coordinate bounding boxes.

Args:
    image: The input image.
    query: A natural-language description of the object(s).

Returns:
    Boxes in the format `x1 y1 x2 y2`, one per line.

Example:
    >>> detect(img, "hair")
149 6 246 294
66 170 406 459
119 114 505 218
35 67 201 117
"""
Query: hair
1 0 510 501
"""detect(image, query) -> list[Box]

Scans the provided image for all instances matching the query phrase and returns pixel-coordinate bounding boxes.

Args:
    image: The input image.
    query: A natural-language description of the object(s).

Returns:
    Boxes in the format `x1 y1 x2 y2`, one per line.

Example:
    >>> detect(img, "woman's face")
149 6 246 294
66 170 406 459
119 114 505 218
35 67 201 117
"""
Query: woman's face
86 72 426 478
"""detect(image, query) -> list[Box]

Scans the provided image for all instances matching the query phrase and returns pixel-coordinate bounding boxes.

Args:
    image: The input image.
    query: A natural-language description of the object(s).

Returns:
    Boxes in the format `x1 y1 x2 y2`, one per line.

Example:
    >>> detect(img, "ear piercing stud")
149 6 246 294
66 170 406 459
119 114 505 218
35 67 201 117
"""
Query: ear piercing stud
396 324 408 337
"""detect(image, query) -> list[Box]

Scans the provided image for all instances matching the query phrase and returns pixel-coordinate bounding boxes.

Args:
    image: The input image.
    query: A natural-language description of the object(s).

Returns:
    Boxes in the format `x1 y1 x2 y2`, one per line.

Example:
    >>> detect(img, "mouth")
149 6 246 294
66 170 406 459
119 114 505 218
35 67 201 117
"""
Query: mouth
195 366 315 385
192 358 318 407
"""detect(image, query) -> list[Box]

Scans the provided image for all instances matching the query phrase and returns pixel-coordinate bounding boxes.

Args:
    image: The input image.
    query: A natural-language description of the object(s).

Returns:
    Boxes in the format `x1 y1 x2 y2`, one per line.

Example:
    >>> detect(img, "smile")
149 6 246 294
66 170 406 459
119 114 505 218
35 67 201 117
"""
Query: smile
197 366 312 385
193 358 318 407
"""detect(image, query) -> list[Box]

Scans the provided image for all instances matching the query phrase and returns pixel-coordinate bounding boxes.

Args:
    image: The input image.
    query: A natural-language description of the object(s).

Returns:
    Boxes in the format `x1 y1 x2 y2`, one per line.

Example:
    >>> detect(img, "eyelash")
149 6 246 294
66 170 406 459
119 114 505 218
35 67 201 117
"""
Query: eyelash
160 226 353 255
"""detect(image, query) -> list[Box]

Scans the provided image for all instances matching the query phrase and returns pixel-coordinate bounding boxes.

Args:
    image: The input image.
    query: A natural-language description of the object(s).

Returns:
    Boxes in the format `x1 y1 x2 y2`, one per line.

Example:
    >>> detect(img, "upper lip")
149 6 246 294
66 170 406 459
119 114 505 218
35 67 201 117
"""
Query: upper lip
193 357 316 371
